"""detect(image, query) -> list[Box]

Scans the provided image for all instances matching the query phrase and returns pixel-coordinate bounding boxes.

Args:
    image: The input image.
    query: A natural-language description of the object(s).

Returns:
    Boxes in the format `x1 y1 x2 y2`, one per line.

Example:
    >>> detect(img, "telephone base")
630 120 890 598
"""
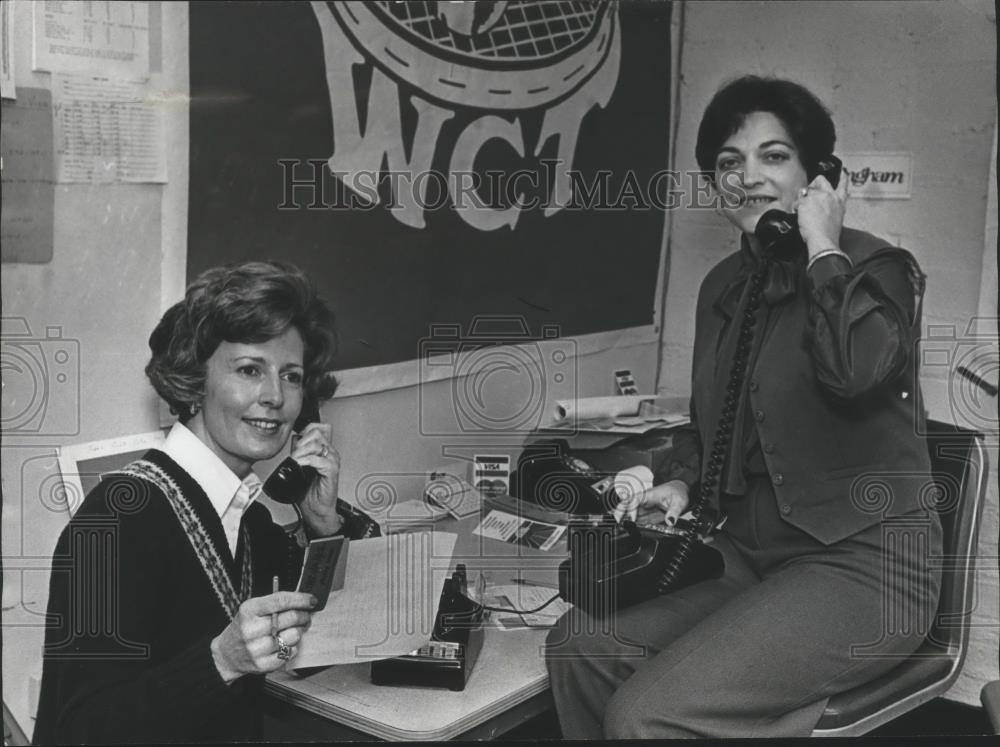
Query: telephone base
370 638 482 691
370 564 486 692
560 520 724 617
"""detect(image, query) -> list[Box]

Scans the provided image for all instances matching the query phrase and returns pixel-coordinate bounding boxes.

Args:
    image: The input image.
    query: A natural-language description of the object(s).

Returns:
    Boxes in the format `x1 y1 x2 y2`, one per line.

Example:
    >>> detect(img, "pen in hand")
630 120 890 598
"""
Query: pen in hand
271 575 279 636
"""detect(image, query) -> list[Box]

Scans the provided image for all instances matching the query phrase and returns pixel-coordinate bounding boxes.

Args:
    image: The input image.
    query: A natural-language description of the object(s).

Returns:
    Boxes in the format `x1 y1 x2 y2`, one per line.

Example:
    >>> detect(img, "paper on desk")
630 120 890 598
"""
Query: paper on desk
547 396 689 434
290 531 458 669
425 471 483 520
377 498 450 533
474 509 566 551
486 584 571 631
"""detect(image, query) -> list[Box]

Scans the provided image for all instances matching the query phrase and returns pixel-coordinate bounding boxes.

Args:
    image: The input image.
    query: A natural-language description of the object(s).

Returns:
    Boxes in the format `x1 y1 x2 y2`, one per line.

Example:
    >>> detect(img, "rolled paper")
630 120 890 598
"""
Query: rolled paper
611 465 654 505
552 395 655 424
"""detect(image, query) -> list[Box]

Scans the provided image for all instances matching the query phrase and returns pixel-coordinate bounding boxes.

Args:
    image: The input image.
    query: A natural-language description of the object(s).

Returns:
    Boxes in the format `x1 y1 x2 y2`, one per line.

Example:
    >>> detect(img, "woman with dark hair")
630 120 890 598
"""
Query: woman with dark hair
34 261 359 743
545 76 941 738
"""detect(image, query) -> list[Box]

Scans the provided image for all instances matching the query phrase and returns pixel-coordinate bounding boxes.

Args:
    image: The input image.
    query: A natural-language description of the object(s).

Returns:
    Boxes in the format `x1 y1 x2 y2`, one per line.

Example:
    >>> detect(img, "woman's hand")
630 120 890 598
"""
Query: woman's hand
795 172 849 258
210 591 317 683
612 479 690 527
290 422 343 536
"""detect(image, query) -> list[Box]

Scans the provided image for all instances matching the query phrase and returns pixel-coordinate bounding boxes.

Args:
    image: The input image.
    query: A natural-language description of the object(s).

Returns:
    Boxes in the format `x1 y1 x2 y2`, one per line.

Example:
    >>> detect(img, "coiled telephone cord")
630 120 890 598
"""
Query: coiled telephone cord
657 255 772 593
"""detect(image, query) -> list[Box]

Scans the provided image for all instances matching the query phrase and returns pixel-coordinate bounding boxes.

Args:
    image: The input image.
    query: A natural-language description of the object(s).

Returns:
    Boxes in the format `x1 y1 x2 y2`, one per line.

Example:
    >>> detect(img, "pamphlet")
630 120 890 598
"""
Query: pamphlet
472 509 566 552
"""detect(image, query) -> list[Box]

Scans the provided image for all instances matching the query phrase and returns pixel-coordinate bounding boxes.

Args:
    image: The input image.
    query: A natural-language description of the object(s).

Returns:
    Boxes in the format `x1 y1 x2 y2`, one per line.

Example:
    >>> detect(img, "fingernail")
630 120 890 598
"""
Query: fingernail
667 516 676 526
309 595 319 608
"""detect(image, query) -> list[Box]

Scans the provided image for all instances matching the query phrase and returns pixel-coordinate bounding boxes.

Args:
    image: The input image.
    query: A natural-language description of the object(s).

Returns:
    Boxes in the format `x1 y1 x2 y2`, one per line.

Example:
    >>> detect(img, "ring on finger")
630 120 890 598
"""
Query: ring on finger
319 444 328 458
800 187 809 197
274 633 292 661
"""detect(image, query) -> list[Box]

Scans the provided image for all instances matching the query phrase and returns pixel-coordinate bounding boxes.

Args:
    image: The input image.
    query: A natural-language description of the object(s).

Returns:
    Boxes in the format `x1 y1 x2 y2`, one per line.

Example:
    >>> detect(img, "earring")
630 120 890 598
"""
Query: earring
190 402 201 416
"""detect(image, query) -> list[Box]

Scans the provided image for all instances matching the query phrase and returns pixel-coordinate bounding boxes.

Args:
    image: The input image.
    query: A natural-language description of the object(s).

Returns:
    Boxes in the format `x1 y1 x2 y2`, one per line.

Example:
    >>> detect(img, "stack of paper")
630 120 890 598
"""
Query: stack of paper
425 470 483 519
378 498 450 534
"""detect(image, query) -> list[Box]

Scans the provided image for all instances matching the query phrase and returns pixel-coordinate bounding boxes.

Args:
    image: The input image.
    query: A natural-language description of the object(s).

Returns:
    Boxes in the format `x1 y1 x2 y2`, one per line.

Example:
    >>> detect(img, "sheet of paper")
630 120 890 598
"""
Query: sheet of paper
473 509 566 552
290 530 458 669
485 584 571 630
0 1 15 100
32 0 149 80
52 73 166 183
1 88 55 263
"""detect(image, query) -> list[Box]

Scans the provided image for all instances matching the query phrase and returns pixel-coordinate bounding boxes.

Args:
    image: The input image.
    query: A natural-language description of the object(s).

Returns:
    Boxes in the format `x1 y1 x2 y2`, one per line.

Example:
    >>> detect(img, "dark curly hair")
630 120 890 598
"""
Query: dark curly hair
146 261 338 422
695 75 836 182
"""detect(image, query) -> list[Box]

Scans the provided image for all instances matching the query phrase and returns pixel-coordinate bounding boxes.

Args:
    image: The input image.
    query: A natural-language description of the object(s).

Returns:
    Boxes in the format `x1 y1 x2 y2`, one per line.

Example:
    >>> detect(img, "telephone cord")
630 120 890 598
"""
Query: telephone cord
657 255 771 593
477 593 563 615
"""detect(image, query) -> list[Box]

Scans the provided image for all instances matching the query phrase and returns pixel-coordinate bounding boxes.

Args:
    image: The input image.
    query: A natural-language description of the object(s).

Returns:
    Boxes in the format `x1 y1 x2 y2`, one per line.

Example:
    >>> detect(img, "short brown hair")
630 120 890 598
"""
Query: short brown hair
146 261 338 421
696 75 836 181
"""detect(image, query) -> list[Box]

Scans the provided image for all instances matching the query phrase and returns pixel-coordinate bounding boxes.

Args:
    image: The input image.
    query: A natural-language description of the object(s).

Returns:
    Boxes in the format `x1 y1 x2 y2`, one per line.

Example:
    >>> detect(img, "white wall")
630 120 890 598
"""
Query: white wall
658 0 997 706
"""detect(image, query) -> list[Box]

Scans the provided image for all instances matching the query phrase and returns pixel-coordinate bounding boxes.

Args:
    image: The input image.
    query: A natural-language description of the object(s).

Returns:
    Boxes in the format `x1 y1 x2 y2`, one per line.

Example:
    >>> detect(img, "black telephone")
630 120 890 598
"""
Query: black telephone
755 155 842 260
263 399 321 505
513 437 724 616
370 564 485 691
263 399 383 540
513 440 613 516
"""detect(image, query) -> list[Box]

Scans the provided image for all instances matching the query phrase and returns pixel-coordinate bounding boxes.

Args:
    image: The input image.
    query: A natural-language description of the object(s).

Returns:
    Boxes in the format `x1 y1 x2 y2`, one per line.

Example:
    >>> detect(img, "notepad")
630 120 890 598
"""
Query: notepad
296 536 349 611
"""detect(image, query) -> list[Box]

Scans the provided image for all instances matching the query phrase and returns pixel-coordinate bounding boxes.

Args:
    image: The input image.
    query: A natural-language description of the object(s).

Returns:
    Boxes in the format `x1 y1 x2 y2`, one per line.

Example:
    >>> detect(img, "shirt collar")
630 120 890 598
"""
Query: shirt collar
712 234 803 321
161 422 260 520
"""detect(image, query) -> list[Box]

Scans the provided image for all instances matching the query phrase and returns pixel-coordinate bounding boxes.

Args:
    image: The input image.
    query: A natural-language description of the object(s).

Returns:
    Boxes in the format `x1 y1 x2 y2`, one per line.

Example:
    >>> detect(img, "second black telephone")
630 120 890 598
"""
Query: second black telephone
514 439 726 616
755 155 842 260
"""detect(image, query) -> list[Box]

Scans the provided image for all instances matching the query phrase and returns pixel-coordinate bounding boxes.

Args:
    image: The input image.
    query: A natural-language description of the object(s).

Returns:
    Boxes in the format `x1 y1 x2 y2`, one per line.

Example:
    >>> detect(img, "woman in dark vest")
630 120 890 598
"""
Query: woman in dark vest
34 261 369 743
545 76 942 739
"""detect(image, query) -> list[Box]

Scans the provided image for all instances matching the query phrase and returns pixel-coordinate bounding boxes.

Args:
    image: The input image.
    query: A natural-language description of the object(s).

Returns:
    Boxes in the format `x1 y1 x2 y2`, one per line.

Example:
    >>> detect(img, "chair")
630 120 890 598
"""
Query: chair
813 420 990 736
980 489 1000 734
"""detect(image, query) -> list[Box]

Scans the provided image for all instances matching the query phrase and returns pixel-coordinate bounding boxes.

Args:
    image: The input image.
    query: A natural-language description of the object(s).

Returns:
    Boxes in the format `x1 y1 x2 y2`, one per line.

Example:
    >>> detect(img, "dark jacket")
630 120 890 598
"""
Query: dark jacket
667 227 932 545
33 449 301 744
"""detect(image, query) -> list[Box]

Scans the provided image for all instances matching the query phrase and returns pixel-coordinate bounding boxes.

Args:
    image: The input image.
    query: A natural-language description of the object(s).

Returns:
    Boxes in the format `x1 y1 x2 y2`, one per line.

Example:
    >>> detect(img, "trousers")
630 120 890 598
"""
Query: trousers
544 476 942 739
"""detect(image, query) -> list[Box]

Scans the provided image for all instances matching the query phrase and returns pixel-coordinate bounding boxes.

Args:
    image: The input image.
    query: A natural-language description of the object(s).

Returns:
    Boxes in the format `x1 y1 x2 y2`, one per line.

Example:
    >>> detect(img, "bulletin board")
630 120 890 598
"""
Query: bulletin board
187 1 673 380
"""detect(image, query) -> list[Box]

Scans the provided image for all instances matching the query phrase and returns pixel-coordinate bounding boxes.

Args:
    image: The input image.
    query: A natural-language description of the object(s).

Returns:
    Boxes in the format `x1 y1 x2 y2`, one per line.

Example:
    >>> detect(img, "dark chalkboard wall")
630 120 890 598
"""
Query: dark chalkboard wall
189 1 671 370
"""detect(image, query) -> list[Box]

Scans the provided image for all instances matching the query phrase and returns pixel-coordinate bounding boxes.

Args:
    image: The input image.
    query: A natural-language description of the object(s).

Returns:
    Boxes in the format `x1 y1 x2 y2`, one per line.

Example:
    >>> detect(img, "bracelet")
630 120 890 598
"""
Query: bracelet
807 248 852 272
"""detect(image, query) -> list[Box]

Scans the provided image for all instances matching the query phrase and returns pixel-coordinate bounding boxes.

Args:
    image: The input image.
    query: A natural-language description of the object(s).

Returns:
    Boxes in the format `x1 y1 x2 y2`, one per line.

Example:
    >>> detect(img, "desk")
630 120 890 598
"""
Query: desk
264 512 567 741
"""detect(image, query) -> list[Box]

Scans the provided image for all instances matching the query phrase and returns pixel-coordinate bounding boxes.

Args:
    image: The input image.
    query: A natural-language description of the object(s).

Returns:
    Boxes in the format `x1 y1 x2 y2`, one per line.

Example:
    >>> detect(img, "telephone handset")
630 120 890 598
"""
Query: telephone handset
755 155 842 260
263 399 321 505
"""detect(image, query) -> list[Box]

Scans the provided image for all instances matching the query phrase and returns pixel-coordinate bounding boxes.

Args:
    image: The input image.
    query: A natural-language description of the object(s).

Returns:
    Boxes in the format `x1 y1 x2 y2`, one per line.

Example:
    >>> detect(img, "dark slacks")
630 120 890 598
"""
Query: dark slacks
545 477 942 739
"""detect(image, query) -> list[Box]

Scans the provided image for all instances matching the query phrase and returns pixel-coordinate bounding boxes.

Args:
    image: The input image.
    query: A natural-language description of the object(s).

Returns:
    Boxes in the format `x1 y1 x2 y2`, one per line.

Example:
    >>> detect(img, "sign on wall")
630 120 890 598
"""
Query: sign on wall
841 152 912 199
187 1 673 374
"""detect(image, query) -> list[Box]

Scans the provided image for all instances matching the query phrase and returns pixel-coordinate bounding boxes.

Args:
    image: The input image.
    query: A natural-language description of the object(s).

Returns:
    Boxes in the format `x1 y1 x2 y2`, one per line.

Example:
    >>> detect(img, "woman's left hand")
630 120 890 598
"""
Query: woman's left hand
289 422 343 536
795 171 849 258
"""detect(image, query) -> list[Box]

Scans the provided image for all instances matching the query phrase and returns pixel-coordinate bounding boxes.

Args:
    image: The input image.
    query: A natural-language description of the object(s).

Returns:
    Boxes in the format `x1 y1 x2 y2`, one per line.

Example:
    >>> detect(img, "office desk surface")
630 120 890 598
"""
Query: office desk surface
265 515 567 741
